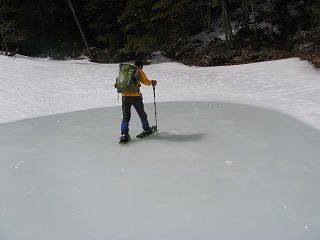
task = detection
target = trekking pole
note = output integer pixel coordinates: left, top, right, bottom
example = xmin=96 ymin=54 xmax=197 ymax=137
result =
xmin=152 ymin=85 xmax=158 ymax=132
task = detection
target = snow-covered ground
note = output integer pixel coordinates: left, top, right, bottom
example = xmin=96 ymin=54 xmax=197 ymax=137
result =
xmin=0 ymin=55 xmax=320 ymax=240
xmin=1 ymin=55 xmax=320 ymax=129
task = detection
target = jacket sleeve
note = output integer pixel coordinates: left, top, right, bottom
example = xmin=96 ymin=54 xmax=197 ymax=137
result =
xmin=138 ymin=69 xmax=152 ymax=86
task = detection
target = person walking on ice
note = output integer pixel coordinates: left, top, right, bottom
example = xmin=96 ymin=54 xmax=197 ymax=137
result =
xmin=114 ymin=60 xmax=157 ymax=143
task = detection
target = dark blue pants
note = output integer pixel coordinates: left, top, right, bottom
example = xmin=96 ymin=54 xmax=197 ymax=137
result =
xmin=121 ymin=96 xmax=150 ymax=134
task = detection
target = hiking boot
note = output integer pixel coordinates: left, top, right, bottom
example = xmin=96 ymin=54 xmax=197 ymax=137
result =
xmin=144 ymin=127 xmax=153 ymax=134
xmin=136 ymin=126 xmax=157 ymax=138
xmin=119 ymin=134 xmax=130 ymax=143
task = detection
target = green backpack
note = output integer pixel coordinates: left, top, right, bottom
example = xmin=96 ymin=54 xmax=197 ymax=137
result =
xmin=115 ymin=64 xmax=140 ymax=93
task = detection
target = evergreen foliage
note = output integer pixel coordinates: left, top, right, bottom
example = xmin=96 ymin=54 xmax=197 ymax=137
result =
xmin=119 ymin=0 xmax=157 ymax=53
xmin=309 ymin=0 xmax=320 ymax=26
xmin=0 ymin=0 xmax=319 ymax=61
xmin=84 ymin=0 xmax=125 ymax=53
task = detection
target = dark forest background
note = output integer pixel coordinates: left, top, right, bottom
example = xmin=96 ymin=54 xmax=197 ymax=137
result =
xmin=1 ymin=0 xmax=320 ymax=66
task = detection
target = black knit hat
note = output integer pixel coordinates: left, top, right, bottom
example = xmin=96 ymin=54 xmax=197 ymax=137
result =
xmin=134 ymin=60 xmax=143 ymax=68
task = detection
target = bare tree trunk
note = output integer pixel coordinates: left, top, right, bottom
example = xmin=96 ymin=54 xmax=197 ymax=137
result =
xmin=0 ymin=23 xmax=9 ymax=56
xmin=266 ymin=0 xmax=273 ymax=37
xmin=222 ymin=0 xmax=233 ymax=47
xmin=251 ymin=0 xmax=258 ymax=34
xmin=67 ymin=0 xmax=94 ymax=61
xmin=241 ymin=0 xmax=249 ymax=28
xmin=207 ymin=4 xmax=212 ymax=31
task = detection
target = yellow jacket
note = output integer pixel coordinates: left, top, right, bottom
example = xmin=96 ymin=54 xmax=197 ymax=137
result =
xmin=121 ymin=68 xmax=152 ymax=97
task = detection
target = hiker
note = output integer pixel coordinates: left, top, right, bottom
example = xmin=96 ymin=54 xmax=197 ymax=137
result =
xmin=115 ymin=60 xmax=157 ymax=143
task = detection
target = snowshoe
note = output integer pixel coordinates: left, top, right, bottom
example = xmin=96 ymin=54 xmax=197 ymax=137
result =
xmin=119 ymin=134 xmax=131 ymax=144
xmin=136 ymin=126 xmax=157 ymax=138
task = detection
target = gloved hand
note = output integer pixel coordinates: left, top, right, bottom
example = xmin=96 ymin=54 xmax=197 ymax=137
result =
xmin=151 ymin=80 xmax=157 ymax=86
